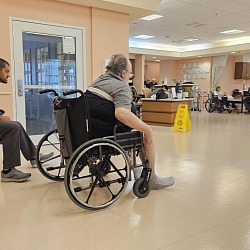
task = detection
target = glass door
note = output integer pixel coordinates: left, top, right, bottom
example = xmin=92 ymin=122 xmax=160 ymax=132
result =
xmin=12 ymin=19 xmax=85 ymax=144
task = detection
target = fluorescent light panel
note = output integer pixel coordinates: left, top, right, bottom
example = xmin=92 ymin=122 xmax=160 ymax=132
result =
xmin=133 ymin=35 xmax=154 ymax=39
xmin=140 ymin=14 xmax=163 ymax=21
xmin=184 ymin=37 xmax=199 ymax=42
xmin=220 ymin=29 xmax=246 ymax=34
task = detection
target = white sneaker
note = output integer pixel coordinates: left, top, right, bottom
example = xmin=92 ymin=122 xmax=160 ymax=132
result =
xmin=30 ymin=152 xmax=54 ymax=168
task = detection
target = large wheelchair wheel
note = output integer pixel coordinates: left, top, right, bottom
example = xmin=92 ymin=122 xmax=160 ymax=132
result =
xmin=205 ymin=99 xmax=214 ymax=113
xmin=36 ymin=129 xmax=65 ymax=182
xmin=64 ymin=138 xmax=130 ymax=210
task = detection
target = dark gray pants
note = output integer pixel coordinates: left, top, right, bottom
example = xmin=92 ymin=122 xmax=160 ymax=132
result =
xmin=0 ymin=120 xmax=36 ymax=169
xmin=243 ymin=97 xmax=250 ymax=112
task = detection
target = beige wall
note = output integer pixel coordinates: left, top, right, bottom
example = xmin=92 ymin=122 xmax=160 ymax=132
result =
xmin=158 ymin=56 xmax=250 ymax=95
xmin=0 ymin=0 xmax=129 ymax=118
xmin=145 ymin=61 xmax=160 ymax=84
xmin=220 ymin=56 xmax=250 ymax=95
xmin=160 ymin=57 xmax=212 ymax=93
xmin=91 ymin=8 xmax=129 ymax=80
xmin=160 ymin=60 xmax=178 ymax=84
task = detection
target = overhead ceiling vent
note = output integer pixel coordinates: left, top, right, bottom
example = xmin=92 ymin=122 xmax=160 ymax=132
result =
xmin=186 ymin=22 xmax=200 ymax=27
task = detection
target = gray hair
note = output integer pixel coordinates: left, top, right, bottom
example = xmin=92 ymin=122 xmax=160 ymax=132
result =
xmin=106 ymin=54 xmax=128 ymax=77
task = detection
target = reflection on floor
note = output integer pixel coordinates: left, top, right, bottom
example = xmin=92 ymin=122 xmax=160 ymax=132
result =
xmin=1 ymin=112 xmax=250 ymax=250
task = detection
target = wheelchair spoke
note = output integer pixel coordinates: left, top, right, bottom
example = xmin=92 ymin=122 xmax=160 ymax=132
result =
xmin=100 ymin=177 xmax=118 ymax=199
xmin=108 ymin=159 xmax=126 ymax=179
xmin=41 ymin=154 xmax=60 ymax=164
xmin=65 ymin=138 xmax=130 ymax=210
xmin=86 ymin=176 xmax=99 ymax=204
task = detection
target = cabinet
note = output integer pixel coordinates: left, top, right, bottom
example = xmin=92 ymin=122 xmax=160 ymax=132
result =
xmin=234 ymin=62 xmax=250 ymax=79
xmin=141 ymin=98 xmax=193 ymax=127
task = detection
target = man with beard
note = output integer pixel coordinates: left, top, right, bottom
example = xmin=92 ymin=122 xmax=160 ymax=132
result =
xmin=0 ymin=58 xmax=52 ymax=182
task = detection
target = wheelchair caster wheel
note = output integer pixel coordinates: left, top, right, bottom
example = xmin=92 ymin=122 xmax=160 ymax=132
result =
xmin=133 ymin=177 xmax=151 ymax=198
xmin=218 ymin=107 xmax=224 ymax=113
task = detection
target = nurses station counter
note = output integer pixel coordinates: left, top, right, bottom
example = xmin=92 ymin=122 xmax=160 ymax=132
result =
xmin=141 ymin=98 xmax=194 ymax=127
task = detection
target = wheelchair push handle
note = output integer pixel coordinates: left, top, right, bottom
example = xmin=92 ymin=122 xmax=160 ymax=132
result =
xmin=63 ymin=89 xmax=84 ymax=97
xmin=39 ymin=89 xmax=59 ymax=96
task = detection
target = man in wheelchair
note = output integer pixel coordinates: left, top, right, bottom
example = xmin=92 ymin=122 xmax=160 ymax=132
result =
xmin=85 ymin=54 xmax=174 ymax=190
xmin=213 ymin=86 xmax=230 ymax=109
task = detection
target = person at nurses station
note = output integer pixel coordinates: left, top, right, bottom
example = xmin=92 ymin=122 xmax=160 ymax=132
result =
xmin=0 ymin=58 xmax=53 ymax=182
xmin=86 ymin=54 xmax=174 ymax=189
xmin=144 ymin=78 xmax=151 ymax=88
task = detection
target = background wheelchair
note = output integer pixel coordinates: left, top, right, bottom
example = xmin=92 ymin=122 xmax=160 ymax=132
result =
xmin=205 ymin=92 xmax=235 ymax=113
xmin=36 ymin=89 xmax=151 ymax=210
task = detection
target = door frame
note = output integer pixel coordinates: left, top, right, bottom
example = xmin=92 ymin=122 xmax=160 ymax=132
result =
xmin=10 ymin=17 xmax=86 ymax=143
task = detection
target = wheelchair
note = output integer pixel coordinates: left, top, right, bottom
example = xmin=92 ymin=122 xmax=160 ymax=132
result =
xmin=36 ymin=89 xmax=151 ymax=210
xmin=205 ymin=93 xmax=234 ymax=113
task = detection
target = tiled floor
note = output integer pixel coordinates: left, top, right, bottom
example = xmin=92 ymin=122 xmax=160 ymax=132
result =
xmin=1 ymin=111 xmax=250 ymax=250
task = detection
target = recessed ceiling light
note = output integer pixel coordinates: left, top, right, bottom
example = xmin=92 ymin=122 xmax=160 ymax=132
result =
xmin=153 ymin=56 xmax=156 ymax=59
xmin=155 ymin=60 xmax=160 ymax=62
xmin=133 ymin=35 xmax=154 ymax=39
xmin=198 ymin=56 xmax=202 ymax=57
xmin=184 ymin=38 xmax=199 ymax=42
xmin=220 ymin=29 xmax=246 ymax=34
xmin=140 ymin=14 xmax=163 ymax=21
xmin=231 ymin=51 xmax=236 ymax=53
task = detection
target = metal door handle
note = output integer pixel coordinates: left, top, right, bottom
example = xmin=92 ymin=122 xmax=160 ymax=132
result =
xmin=17 ymin=80 xmax=23 ymax=96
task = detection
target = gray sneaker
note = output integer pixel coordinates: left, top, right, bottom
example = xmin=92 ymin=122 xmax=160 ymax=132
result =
xmin=1 ymin=168 xmax=31 ymax=182
xmin=30 ymin=152 xmax=54 ymax=168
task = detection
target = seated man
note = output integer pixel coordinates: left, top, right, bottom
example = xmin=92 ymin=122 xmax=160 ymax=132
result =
xmin=86 ymin=54 xmax=174 ymax=190
xmin=213 ymin=86 xmax=230 ymax=109
xmin=0 ymin=58 xmax=53 ymax=182
xmin=149 ymin=78 xmax=157 ymax=90
xmin=144 ymin=78 xmax=151 ymax=89
xmin=243 ymin=97 xmax=250 ymax=113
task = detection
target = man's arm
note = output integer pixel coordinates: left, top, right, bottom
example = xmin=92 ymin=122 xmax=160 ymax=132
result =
xmin=115 ymin=107 xmax=153 ymax=144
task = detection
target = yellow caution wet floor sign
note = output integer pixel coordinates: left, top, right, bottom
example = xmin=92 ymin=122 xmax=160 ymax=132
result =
xmin=173 ymin=104 xmax=191 ymax=132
